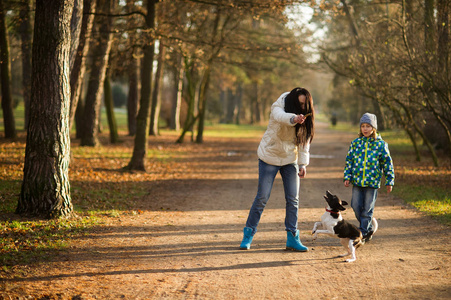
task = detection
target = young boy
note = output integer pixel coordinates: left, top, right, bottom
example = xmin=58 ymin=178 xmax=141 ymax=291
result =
xmin=343 ymin=113 xmax=395 ymax=242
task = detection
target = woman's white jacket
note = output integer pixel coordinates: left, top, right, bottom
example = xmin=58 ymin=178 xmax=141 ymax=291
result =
xmin=257 ymin=92 xmax=310 ymax=167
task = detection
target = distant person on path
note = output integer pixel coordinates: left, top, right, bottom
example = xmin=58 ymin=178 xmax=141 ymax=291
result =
xmin=343 ymin=112 xmax=395 ymax=243
xmin=239 ymin=87 xmax=315 ymax=251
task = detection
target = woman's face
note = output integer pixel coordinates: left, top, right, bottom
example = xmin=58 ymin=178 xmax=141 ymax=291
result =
xmin=298 ymin=95 xmax=306 ymax=109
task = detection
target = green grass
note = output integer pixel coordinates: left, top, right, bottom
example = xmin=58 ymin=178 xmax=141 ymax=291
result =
xmin=70 ymin=182 xmax=149 ymax=212
xmin=0 ymin=103 xmax=129 ymax=133
xmin=0 ymin=180 xmax=21 ymax=213
xmin=0 ymin=101 xmax=26 ymax=132
xmin=202 ymin=123 xmax=267 ymax=138
xmin=394 ymin=185 xmax=451 ymax=225
xmin=0 ymin=216 xmax=103 ymax=268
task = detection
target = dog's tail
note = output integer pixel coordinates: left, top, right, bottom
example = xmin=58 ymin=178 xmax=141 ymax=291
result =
xmin=372 ymin=217 xmax=378 ymax=235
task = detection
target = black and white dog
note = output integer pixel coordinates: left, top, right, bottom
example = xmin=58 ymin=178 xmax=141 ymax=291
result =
xmin=312 ymin=191 xmax=378 ymax=262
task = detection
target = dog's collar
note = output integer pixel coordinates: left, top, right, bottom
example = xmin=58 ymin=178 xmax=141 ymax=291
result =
xmin=325 ymin=207 xmax=340 ymax=215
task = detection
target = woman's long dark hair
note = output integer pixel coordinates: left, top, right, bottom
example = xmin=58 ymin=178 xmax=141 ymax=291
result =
xmin=284 ymin=87 xmax=315 ymax=146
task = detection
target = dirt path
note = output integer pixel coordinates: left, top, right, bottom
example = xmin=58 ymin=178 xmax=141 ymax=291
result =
xmin=2 ymin=123 xmax=450 ymax=299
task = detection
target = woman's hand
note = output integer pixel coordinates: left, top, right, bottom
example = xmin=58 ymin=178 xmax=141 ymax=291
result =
xmin=293 ymin=114 xmax=306 ymax=124
xmin=298 ymin=167 xmax=306 ymax=178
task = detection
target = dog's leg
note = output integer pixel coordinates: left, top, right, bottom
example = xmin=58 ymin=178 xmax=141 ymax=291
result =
xmin=313 ymin=229 xmax=334 ymax=235
xmin=312 ymin=229 xmax=335 ymax=241
xmin=345 ymin=239 xmax=357 ymax=263
xmin=339 ymin=238 xmax=351 ymax=257
xmin=312 ymin=222 xmax=323 ymax=239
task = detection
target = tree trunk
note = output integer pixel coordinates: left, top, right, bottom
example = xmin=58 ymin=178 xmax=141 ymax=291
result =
xmin=170 ymin=55 xmax=183 ymax=131
xmin=104 ymin=73 xmax=118 ymax=143
xmin=126 ymin=0 xmax=139 ymax=136
xmin=125 ymin=0 xmax=157 ymax=171
xmin=19 ymin=0 xmax=33 ymax=130
xmin=75 ymin=93 xmax=84 ymax=139
xmin=0 ymin=0 xmax=16 ymax=139
xmin=195 ymin=6 xmax=222 ymax=143
xmin=17 ymin=0 xmax=74 ymax=218
xmin=372 ymin=99 xmax=386 ymax=131
xmin=254 ymin=81 xmax=262 ymax=123
xmin=127 ymin=52 xmax=139 ymax=136
xmin=250 ymin=81 xmax=261 ymax=124
xmin=149 ymin=39 xmax=165 ymax=136
xmin=176 ymin=57 xmax=197 ymax=144
xmin=424 ymin=0 xmax=435 ymax=54
xmin=80 ymin=0 xmax=113 ymax=146
xmin=397 ymin=98 xmax=439 ymax=166
xmin=341 ymin=0 xmax=360 ymax=46
xmin=235 ymin=84 xmax=242 ymax=125
xmin=437 ymin=0 xmax=449 ymax=75
xmin=69 ymin=0 xmax=96 ymax=131
xmin=436 ymin=0 xmax=451 ymax=155
xmin=225 ymin=88 xmax=235 ymax=123
xmin=70 ymin=0 xmax=83 ymax=70
xmin=196 ymin=66 xmax=211 ymax=143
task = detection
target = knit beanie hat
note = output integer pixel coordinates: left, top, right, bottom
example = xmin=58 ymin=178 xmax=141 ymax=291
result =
xmin=360 ymin=113 xmax=377 ymax=129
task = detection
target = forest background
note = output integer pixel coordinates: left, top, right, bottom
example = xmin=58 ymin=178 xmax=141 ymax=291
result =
xmin=0 ymin=0 xmax=449 ymax=268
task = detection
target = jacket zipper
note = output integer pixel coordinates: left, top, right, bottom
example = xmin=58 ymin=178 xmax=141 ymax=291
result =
xmin=362 ymin=139 xmax=368 ymax=185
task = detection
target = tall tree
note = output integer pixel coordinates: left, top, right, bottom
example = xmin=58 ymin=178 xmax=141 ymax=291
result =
xmin=103 ymin=70 xmax=119 ymax=143
xmin=70 ymin=0 xmax=83 ymax=70
xmin=127 ymin=50 xmax=140 ymax=136
xmin=125 ymin=0 xmax=140 ymax=136
xmin=170 ymin=54 xmax=183 ymax=131
xmin=80 ymin=0 xmax=114 ymax=146
xmin=149 ymin=39 xmax=165 ymax=136
xmin=19 ymin=0 xmax=33 ymax=130
xmin=69 ymin=0 xmax=96 ymax=131
xmin=124 ymin=0 xmax=158 ymax=171
xmin=0 ymin=0 xmax=16 ymax=139
xmin=17 ymin=0 xmax=74 ymax=218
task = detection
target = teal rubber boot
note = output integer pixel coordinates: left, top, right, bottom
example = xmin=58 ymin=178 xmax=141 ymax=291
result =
xmin=286 ymin=230 xmax=308 ymax=252
xmin=240 ymin=227 xmax=254 ymax=250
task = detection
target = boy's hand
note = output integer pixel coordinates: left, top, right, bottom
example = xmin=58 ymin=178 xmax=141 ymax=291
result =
xmin=344 ymin=180 xmax=350 ymax=187
xmin=386 ymin=185 xmax=393 ymax=193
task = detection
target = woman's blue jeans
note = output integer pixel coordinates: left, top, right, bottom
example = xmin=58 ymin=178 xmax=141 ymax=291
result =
xmin=351 ymin=186 xmax=378 ymax=235
xmin=245 ymin=159 xmax=300 ymax=235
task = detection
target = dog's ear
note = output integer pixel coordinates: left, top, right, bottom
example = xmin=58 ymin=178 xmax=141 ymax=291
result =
xmin=342 ymin=200 xmax=349 ymax=206
xmin=338 ymin=204 xmax=347 ymax=211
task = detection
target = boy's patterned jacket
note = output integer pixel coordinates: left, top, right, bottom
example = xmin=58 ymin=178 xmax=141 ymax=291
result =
xmin=344 ymin=134 xmax=394 ymax=189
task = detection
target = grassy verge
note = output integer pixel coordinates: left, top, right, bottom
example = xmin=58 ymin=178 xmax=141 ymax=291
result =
xmin=329 ymin=122 xmax=451 ymax=226
xmin=0 ymin=217 xmax=102 ymax=269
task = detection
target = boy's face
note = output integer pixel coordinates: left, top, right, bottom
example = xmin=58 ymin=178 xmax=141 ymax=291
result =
xmin=360 ymin=123 xmax=374 ymax=138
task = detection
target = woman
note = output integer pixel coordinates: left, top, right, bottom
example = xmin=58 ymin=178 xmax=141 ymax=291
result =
xmin=240 ymin=87 xmax=315 ymax=251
